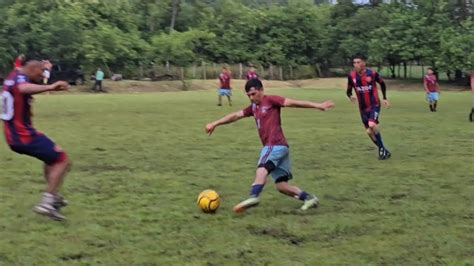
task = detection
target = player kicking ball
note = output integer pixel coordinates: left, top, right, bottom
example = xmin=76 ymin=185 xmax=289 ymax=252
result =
xmin=205 ymin=79 xmax=334 ymax=213
xmin=1 ymin=61 xmax=71 ymax=221
xmin=347 ymin=55 xmax=391 ymax=160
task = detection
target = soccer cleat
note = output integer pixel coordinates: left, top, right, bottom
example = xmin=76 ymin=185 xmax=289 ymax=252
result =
xmin=53 ymin=195 xmax=68 ymax=210
xmin=33 ymin=203 xmax=66 ymax=221
xmin=301 ymin=196 xmax=319 ymax=211
xmin=379 ymin=148 xmax=391 ymax=160
xmin=378 ymin=148 xmax=385 ymax=160
xmin=233 ymin=197 xmax=260 ymax=213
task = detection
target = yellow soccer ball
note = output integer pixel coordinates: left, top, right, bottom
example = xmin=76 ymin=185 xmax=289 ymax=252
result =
xmin=197 ymin=190 xmax=220 ymax=213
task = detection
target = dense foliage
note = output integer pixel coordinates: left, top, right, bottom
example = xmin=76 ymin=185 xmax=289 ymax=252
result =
xmin=0 ymin=0 xmax=472 ymax=80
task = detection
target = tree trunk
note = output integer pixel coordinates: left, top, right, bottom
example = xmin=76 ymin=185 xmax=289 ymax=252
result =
xmin=239 ymin=63 xmax=243 ymax=79
xmin=202 ymin=61 xmax=206 ymax=80
xmin=455 ymin=69 xmax=463 ymax=84
xmin=170 ymin=0 xmax=180 ymax=32
xmin=403 ymin=62 xmax=407 ymax=79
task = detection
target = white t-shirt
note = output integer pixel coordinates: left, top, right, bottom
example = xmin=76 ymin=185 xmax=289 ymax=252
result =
xmin=43 ymin=70 xmax=50 ymax=79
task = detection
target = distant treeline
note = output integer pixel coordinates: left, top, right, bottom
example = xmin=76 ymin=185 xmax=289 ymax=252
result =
xmin=0 ymin=0 xmax=472 ymax=82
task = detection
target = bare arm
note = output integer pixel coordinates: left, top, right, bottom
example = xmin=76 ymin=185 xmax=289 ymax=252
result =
xmin=283 ymin=98 xmax=334 ymax=111
xmin=206 ymin=111 xmax=246 ymax=135
xmin=18 ymin=81 xmax=69 ymax=95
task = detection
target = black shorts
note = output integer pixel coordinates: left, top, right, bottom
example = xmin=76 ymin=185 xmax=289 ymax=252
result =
xmin=10 ymin=135 xmax=67 ymax=165
xmin=360 ymin=106 xmax=380 ymax=128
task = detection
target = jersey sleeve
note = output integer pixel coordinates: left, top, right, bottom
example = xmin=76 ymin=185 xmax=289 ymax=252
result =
xmin=374 ymin=71 xmax=384 ymax=84
xmin=268 ymin=95 xmax=285 ymax=107
xmin=16 ymin=74 xmax=29 ymax=85
xmin=242 ymin=105 xmax=253 ymax=117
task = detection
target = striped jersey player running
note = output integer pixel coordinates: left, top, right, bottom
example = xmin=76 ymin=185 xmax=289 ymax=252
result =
xmin=346 ymin=55 xmax=392 ymax=160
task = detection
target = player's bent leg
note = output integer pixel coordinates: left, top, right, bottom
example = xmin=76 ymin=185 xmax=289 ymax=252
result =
xmin=275 ymin=180 xmax=319 ymax=211
xmin=227 ymin=96 xmax=232 ymax=106
xmin=366 ymin=127 xmax=377 ymax=146
xmin=233 ymin=167 xmax=268 ymax=213
xmin=369 ymin=122 xmax=391 ymax=160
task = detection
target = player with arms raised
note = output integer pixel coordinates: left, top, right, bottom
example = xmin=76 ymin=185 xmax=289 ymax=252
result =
xmin=347 ymin=55 xmax=391 ymax=160
xmin=1 ymin=60 xmax=71 ymax=221
xmin=206 ymin=79 xmax=334 ymax=213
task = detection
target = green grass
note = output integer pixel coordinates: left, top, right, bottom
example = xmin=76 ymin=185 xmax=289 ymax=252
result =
xmin=0 ymin=88 xmax=473 ymax=265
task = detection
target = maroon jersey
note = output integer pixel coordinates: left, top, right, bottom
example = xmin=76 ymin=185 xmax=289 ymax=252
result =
xmin=347 ymin=68 xmax=383 ymax=112
xmin=2 ymin=71 xmax=39 ymax=145
xmin=246 ymin=71 xmax=259 ymax=81
xmin=424 ymin=74 xmax=438 ymax=92
xmin=219 ymin=72 xmax=231 ymax=89
xmin=242 ymin=95 xmax=288 ymax=147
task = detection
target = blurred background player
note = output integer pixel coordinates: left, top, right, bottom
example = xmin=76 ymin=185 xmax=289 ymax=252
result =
xmin=94 ymin=67 xmax=105 ymax=92
xmin=1 ymin=60 xmax=71 ymax=221
xmin=206 ymin=79 xmax=334 ymax=213
xmin=42 ymin=60 xmax=52 ymax=85
xmin=217 ymin=66 xmax=232 ymax=106
xmin=246 ymin=64 xmax=259 ymax=81
xmin=424 ymin=68 xmax=441 ymax=112
xmin=14 ymin=54 xmax=25 ymax=70
xmin=470 ymin=71 xmax=474 ymax=122
xmin=347 ymin=55 xmax=391 ymax=160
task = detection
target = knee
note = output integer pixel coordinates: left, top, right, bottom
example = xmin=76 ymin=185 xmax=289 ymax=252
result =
xmin=275 ymin=183 xmax=287 ymax=194
xmin=368 ymin=122 xmax=377 ymax=130
xmin=275 ymin=176 xmax=290 ymax=194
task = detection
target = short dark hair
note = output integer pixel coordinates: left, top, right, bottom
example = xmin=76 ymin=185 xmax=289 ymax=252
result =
xmin=352 ymin=54 xmax=367 ymax=61
xmin=245 ymin=79 xmax=263 ymax=93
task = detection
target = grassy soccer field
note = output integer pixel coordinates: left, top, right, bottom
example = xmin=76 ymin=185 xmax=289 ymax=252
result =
xmin=0 ymin=87 xmax=473 ymax=265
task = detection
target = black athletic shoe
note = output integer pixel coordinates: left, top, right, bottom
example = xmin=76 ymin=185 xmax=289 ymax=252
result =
xmin=53 ymin=195 xmax=68 ymax=210
xmin=470 ymin=111 xmax=473 ymax=122
xmin=378 ymin=148 xmax=391 ymax=160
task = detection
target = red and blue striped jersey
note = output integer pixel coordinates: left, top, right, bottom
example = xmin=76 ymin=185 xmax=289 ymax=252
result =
xmin=2 ymin=71 xmax=39 ymax=145
xmin=347 ymin=68 xmax=384 ymax=112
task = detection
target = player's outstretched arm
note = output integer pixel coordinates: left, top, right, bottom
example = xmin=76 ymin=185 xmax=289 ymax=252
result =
xmin=18 ymin=81 xmax=69 ymax=95
xmin=283 ymin=98 xmax=335 ymax=111
xmin=206 ymin=111 xmax=245 ymax=136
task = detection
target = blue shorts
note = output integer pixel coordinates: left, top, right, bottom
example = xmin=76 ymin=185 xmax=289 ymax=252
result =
xmin=9 ymin=135 xmax=66 ymax=165
xmin=257 ymin=145 xmax=292 ymax=182
xmin=427 ymin=92 xmax=439 ymax=103
xmin=218 ymin=88 xmax=232 ymax=97
xmin=361 ymin=106 xmax=380 ymax=128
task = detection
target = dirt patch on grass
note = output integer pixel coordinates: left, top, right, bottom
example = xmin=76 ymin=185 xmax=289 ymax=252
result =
xmin=247 ymin=225 xmax=304 ymax=246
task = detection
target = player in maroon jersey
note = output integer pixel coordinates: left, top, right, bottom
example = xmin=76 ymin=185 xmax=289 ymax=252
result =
xmin=424 ymin=68 xmax=441 ymax=112
xmin=246 ymin=64 xmax=259 ymax=81
xmin=206 ymin=79 xmax=334 ymax=213
xmin=217 ymin=66 xmax=232 ymax=106
xmin=1 ymin=60 xmax=71 ymax=221
xmin=346 ymin=55 xmax=391 ymax=160
xmin=470 ymin=71 xmax=474 ymax=122
xmin=14 ymin=54 xmax=25 ymax=70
